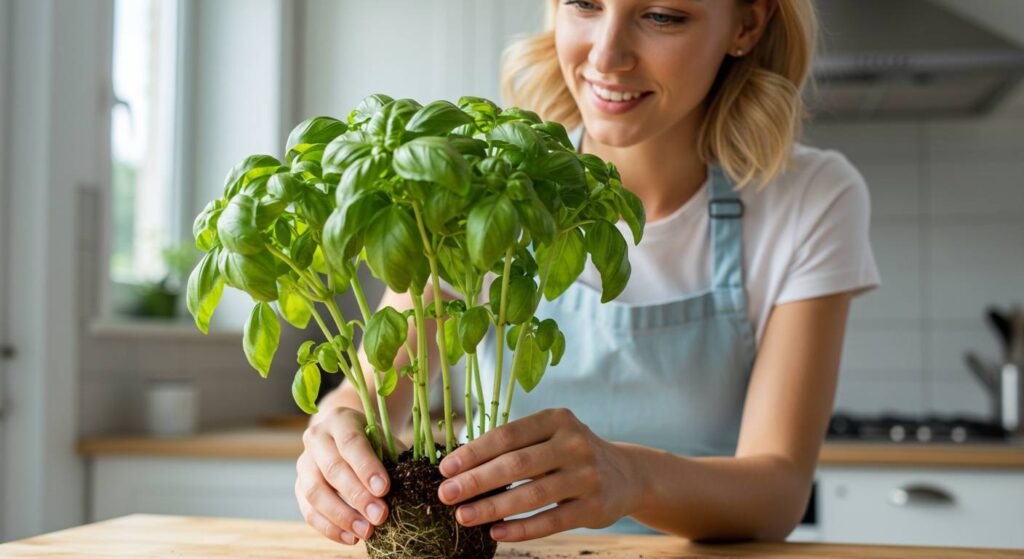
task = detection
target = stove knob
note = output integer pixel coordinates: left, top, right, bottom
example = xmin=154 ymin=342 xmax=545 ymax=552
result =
xmin=890 ymin=425 xmax=906 ymax=442
xmin=951 ymin=426 xmax=967 ymax=443
xmin=916 ymin=425 xmax=932 ymax=443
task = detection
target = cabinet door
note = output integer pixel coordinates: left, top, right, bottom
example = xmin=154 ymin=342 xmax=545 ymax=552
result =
xmin=818 ymin=467 xmax=1024 ymax=548
xmin=90 ymin=457 xmax=301 ymax=522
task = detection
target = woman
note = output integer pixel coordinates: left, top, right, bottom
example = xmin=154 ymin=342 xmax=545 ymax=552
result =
xmin=295 ymin=0 xmax=879 ymax=546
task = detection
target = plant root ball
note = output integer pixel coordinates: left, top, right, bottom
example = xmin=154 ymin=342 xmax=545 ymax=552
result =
xmin=365 ymin=447 xmax=504 ymax=559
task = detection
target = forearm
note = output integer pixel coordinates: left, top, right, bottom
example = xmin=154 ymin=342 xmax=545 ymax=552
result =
xmin=617 ymin=442 xmax=812 ymax=541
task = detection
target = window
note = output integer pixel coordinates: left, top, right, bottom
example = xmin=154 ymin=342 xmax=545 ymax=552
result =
xmin=109 ymin=0 xmax=182 ymax=291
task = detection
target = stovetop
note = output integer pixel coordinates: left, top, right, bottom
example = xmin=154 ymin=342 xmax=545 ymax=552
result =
xmin=827 ymin=412 xmax=1008 ymax=444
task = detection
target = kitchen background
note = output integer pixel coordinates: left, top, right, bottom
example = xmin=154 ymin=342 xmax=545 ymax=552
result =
xmin=1 ymin=0 xmax=1023 ymax=550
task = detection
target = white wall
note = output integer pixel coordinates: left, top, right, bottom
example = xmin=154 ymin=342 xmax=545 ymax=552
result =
xmin=807 ymin=114 xmax=1024 ymax=419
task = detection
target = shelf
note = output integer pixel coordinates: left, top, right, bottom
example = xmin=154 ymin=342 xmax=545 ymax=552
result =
xmin=88 ymin=317 xmax=241 ymax=342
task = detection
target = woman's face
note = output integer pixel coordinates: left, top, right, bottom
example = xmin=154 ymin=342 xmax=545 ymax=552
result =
xmin=554 ymin=0 xmax=744 ymax=147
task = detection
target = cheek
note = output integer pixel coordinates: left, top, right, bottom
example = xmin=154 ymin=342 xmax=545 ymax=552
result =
xmin=653 ymin=40 xmax=723 ymax=103
xmin=554 ymin=17 xmax=588 ymax=97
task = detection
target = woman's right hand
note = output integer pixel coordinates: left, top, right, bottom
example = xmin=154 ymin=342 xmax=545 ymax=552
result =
xmin=295 ymin=407 xmax=392 ymax=546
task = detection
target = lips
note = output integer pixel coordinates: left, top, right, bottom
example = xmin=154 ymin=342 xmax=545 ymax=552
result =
xmin=585 ymin=81 xmax=653 ymax=115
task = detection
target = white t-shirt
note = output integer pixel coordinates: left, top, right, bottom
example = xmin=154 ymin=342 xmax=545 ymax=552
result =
xmin=441 ymin=132 xmax=881 ymax=346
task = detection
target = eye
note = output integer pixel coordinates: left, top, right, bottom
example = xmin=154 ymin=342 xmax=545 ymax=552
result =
xmin=564 ymin=0 xmax=599 ymax=12
xmin=645 ymin=12 xmax=687 ymax=26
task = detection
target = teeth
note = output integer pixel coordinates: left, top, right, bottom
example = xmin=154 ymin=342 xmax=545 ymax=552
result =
xmin=592 ymin=84 xmax=644 ymax=102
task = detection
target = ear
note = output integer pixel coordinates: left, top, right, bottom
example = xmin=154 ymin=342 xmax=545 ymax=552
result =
xmin=730 ymin=0 xmax=777 ymax=56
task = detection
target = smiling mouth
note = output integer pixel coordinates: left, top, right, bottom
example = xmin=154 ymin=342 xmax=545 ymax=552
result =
xmin=587 ymin=82 xmax=653 ymax=103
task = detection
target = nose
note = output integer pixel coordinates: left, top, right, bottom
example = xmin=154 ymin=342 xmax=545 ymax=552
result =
xmin=587 ymin=15 xmax=637 ymax=74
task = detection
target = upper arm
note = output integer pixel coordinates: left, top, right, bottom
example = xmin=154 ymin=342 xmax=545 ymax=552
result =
xmin=734 ymin=291 xmax=852 ymax=478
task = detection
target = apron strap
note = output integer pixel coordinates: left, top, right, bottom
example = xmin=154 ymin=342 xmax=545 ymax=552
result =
xmin=708 ymin=165 xmax=746 ymax=292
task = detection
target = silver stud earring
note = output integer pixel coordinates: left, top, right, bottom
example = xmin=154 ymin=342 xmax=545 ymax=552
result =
xmin=735 ymin=48 xmax=744 ymax=56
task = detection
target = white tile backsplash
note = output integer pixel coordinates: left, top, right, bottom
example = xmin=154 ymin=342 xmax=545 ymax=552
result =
xmin=808 ymin=114 xmax=1024 ymax=418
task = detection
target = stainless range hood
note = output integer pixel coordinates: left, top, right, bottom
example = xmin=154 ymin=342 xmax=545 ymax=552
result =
xmin=807 ymin=0 xmax=1024 ymax=121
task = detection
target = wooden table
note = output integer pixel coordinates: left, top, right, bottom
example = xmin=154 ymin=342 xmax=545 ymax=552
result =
xmin=2 ymin=514 xmax=1022 ymax=558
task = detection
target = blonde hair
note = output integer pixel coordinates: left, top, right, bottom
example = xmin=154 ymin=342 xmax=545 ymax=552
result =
xmin=500 ymin=0 xmax=819 ymax=189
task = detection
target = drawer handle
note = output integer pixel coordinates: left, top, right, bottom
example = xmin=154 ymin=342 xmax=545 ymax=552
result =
xmin=889 ymin=484 xmax=956 ymax=507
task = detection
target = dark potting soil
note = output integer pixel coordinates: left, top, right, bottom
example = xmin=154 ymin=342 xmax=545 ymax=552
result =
xmin=365 ymin=445 xmax=505 ymax=559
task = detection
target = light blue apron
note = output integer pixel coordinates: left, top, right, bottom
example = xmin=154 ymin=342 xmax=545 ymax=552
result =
xmin=458 ymin=129 xmax=758 ymax=534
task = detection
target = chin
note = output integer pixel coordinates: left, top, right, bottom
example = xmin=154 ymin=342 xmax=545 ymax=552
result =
xmin=579 ymin=118 xmax=649 ymax=148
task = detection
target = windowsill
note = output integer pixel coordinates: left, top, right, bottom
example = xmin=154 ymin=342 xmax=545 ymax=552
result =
xmin=88 ymin=316 xmax=241 ymax=341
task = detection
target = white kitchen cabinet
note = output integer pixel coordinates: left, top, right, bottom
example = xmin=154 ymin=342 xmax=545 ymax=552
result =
xmin=817 ymin=467 xmax=1024 ymax=548
xmin=88 ymin=456 xmax=301 ymax=522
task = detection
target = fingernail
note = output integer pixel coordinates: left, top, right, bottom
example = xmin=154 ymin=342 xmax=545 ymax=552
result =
xmin=370 ymin=475 xmax=387 ymax=496
xmin=341 ymin=531 xmax=356 ymax=545
xmin=458 ymin=505 xmax=476 ymax=524
xmin=440 ymin=456 xmax=461 ymax=476
xmin=439 ymin=480 xmax=461 ymax=502
xmin=353 ymin=519 xmax=370 ymax=539
xmin=491 ymin=525 xmax=507 ymax=540
xmin=367 ymin=503 xmax=385 ymax=524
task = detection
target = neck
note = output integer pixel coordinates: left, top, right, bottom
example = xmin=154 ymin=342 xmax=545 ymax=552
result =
xmin=581 ymin=108 xmax=707 ymax=223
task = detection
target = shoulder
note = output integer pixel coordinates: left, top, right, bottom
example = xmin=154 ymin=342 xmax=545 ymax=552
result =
xmin=745 ymin=143 xmax=869 ymax=218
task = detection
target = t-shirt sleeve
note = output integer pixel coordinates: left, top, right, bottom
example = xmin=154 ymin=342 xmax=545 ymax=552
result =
xmin=775 ymin=152 xmax=881 ymax=305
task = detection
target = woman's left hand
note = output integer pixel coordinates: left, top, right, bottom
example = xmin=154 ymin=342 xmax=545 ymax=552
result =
xmin=436 ymin=407 xmax=644 ymax=542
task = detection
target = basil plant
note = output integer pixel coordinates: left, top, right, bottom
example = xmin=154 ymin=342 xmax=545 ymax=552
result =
xmin=187 ymin=94 xmax=644 ymax=465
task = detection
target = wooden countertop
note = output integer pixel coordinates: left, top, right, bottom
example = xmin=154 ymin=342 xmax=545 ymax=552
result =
xmin=78 ymin=424 xmax=1024 ymax=468
xmin=2 ymin=514 xmax=1022 ymax=558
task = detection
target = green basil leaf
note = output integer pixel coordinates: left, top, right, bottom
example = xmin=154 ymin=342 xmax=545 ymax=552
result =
xmin=218 ymin=250 xmax=280 ymax=302
xmin=423 ymin=183 xmax=469 ymax=234
xmin=218 ymin=195 xmax=264 ymax=255
xmin=524 ymin=151 xmax=586 ymax=191
xmin=536 ymin=228 xmax=586 ymax=300
xmin=487 ymin=121 xmax=543 ymax=159
xmin=514 ymin=332 xmax=548 ymax=393
xmin=288 ymin=230 xmax=315 ymax=270
xmin=532 ymin=122 xmax=573 ymax=150
xmin=405 ymin=100 xmax=475 ymax=136
xmin=378 ymin=367 xmax=398 ymax=397
xmin=349 ymin=93 xmax=394 ymax=125
xmin=506 ymin=323 xmax=523 ymax=350
xmin=505 ymin=276 xmax=537 ymax=324
xmin=296 ymin=188 xmax=332 ymax=231
xmin=436 ymin=242 xmax=469 ymax=294
xmin=550 ymin=330 xmax=566 ymax=366
xmin=457 ymin=96 xmax=500 ymax=131
xmin=613 ymin=184 xmax=646 ymax=244
xmin=466 ymin=194 xmax=519 ymax=271
xmin=267 ymin=172 xmax=303 ymax=203
xmin=515 ymin=198 xmax=556 ymax=245
xmin=273 ymin=220 xmax=292 ymax=246
xmin=186 ymin=250 xmax=224 ymax=334
xmin=292 ymin=363 xmax=321 ymax=414
xmin=255 ymin=197 xmax=287 ymax=231
xmin=384 ymin=98 xmax=422 ymax=147
xmin=585 ymin=221 xmax=631 ymax=303
xmin=276 ymin=278 xmax=311 ymax=329
xmin=447 ymin=135 xmax=488 ymax=158
xmin=192 ymin=199 xmax=224 ymax=251
xmin=498 ymin=107 xmax=542 ymax=124
xmin=322 ymin=131 xmax=373 ymax=180
xmin=291 ymin=159 xmax=322 ymax=181
xmin=296 ymin=340 xmax=316 ymax=365
xmin=363 ymin=205 xmax=425 ymax=292
xmin=392 ymin=137 xmax=470 ymax=196
xmin=443 ymin=316 xmax=464 ymax=364
xmin=223 ymin=155 xmax=282 ymax=199
xmin=339 ymin=154 xmax=389 ymax=195
xmin=286 ymin=116 xmax=347 ymax=163
xmin=243 ymin=302 xmax=280 ymax=378
xmin=578 ymin=153 xmax=610 ymax=183
xmin=535 ymin=318 xmax=558 ymax=352
xmin=363 ymin=306 xmax=408 ymax=371
xmin=459 ymin=306 xmax=490 ymax=353
xmin=323 ymin=191 xmax=389 ymax=266
xmin=315 ymin=342 xmax=340 ymax=373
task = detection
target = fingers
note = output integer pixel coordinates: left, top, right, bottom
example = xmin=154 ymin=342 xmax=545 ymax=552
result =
xmin=333 ymin=428 xmax=391 ymax=499
xmin=438 ymin=441 xmax=560 ymax=505
xmin=296 ymin=485 xmax=360 ymax=545
xmin=453 ymin=469 xmax=578 ymax=527
xmin=488 ymin=498 xmax=592 ymax=542
xmin=307 ymin=431 xmax=389 ymax=528
xmin=440 ymin=408 xmax=564 ymax=478
xmin=296 ymin=452 xmax=375 ymax=541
